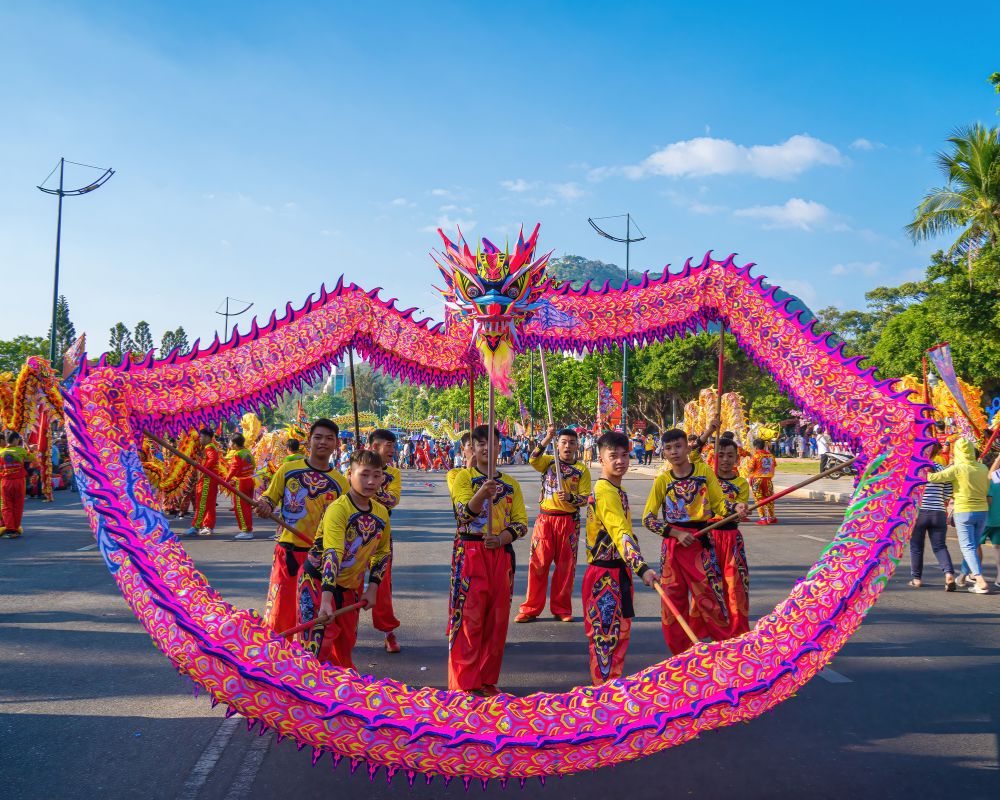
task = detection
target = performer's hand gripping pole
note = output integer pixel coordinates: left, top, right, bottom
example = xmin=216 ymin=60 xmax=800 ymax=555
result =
xmin=269 ymin=600 xmax=369 ymax=641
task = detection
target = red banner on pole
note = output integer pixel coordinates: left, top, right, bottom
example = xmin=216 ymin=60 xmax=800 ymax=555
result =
xmin=610 ymin=381 xmax=623 ymax=427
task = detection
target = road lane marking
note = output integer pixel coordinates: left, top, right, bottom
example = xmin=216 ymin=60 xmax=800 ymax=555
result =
xmin=176 ymin=715 xmax=241 ymax=800
xmin=75 ymin=543 xmax=98 ymax=551
xmin=818 ymin=668 xmax=853 ymax=684
xmin=223 ymin=729 xmax=273 ymax=800
xmin=799 ymin=535 xmax=829 ymax=543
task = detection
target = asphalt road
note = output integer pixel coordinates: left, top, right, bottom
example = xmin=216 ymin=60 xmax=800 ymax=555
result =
xmin=1 ymin=465 xmax=998 ymax=799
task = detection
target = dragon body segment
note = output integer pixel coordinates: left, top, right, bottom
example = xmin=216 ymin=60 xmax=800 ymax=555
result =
xmin=62 ymin=232 xmax=930 ymax=783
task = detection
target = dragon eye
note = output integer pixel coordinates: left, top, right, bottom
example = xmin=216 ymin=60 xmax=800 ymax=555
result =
xmin=466 ymin=284 xmax=483 ymax=299
xmin=505 ymin=285 xmax=520 ymax=299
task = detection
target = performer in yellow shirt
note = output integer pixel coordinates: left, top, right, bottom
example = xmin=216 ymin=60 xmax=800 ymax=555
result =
xmin=643 ymin=428 xmax=747 ymax=655
xmin=747 ymin=439 xmax=777 ymax=525
xmin=449 ymin=425 xmax=528 ymax=695
xmin=297 ymin=449 xmax=391 ymax=670
xmin=366 ymin=428 xmax=403 ymax=653
xmin=584 ymin=431 xmax=659 ymax=685
xmin=255 ymin=419 xmax=347 ymax=637
xmin=516 ymin=425 xmax=591 ymax=623
xmin=692 ymin=436 xmax=751 ymax=640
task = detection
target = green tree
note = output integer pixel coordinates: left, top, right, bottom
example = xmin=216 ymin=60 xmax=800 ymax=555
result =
xmin=304 ymin=390 xmax=349 ymax=419
xmin=160 ymin=326 xmax=190 ymax=355
xmin=45 ymin=295 xmax=77 ymax=361
xmin=0 ymin=336 xmax=47 ymax=372
xmin=107 ymin=323 xmax=133 ymax=366
xmin=347 ymin=363 xmax=388 ymax=413
xmin=133 ymin=321 xmax=154 ymax=356
xmin=906 ymin=123 xmax=1000 ymax=263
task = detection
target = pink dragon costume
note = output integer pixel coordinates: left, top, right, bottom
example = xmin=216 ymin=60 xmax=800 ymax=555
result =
xmin=62 ymin=225 xmax=931 ymax=786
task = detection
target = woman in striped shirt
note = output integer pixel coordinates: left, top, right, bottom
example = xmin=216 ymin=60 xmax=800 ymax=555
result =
xmin=910 ymin=443 xmax=956 ymax=590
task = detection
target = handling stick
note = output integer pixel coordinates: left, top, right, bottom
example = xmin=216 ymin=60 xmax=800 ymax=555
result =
xmin=144 ymin=430 xmax=314 ymax=547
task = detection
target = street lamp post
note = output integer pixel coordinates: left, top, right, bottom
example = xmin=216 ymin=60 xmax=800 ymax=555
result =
xmin=588 ymin=213 xmax=645 ymax=432
xmin=37 ymin=158 xmax=114 ymax=364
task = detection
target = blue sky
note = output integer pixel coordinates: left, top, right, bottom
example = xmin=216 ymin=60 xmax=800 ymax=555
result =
xmin=2 ymin=1 xmax=998 ymax=351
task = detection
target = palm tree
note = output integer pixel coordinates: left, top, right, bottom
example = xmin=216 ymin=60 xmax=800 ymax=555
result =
xmin=906 ymin=124 xmax=1000 ymax=265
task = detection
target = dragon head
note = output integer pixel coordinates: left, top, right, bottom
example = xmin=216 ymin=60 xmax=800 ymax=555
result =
xmin=433 ymin=224 xmax=551 ymax=394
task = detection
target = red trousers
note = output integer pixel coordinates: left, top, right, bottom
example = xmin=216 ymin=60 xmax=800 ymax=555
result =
xmin=582 ymin=564 xmax=633 ymax=685
xmin=1 ymin=473 xmax=26 ymax=531
xmin=751 ymin=478 xmax=775 ymax=521
xmin=447 ymin=539 xmax=514 ymax=691
xmin=519 ymin=512 xmax=579 ymax=618
xmin=659 ymin=534 xmax=730 ymax=655
xmin=231 ymin=477 xmax=254 ymax=532
xmin=264 ymin=544 xmax=308 ymax=636
xmin=192 ymin=475 xmax=217 ymax=529
xmin=298 ymin=572 xmax=361 ymax=669
xmin=371 ymin=553 xmax=400 ymax=633
xmin=690 ymin=528 xmax=750 ymax=640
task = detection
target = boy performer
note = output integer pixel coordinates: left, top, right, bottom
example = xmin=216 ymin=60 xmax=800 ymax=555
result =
xmin=226 ymin=433 xmax=256 ymax=540
xmin=449 ymin=425 xmax=527 ymax=695
xmin=701 ymin=437 xmax=751 ymax=639
xmin=298 ymin=449 xmax=390 ymax=669
xmin=283 ymin=438 xmax=303 ymax=463
xmin=256 ymin=419 xmax=347 ymax=636
xmin=367 ymin=428 xmax=403 ymax=653
xmin=747 ymin=439 xmax=777 ymax=525
xmin=0 ymin=432 xmax=33 ymax=538
xmin=447 ymin=433 xmax=473 ymax=496
xmin=188 ymin=427 xmax=222 ymax=537
xmin=584 ymin=431 xmax=658 ymax=685
xmin=516 ymin=425 xmax=591 ymax=623
xmin=643 ymin=429 xmax=747 ymax=655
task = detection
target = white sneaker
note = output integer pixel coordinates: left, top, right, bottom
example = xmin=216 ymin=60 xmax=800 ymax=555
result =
xmin=198 ymin=527 xmax=213 ymax=537
xmin=233 ymin=532 xmax=254 ymax=541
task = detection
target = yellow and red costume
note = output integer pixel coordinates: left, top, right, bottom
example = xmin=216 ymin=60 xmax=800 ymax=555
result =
xmin=747 ymin=448 xmax=777 ymax=523
xmin=261 ymin=459 xmax=348 ymax=636
xmin=0 ymin=445 xmax=32 ymax=536
xmin=226 ymin=447 xmax=256 ymax=532
xmin=642 ymin=463 xmax=731 ymax=655
xmin=583 ymin=479 xmax=653 ymax=685
xmin=448 ymin=467 xmax=527 ymax=692
xmin=691 ymin=472 xmax=751 ymax=640
xmin=518 ymin=452 xmax=591 ymax=620
xmin=298 ymin=494 xmax=391 ymax=669
xmin=370 ymin=463 xmax=401 ymax=634
xmin=192 ymin=441 xmax=223 ymax=529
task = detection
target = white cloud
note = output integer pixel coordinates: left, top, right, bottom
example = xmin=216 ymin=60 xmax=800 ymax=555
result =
xmin=849 ymin=138 xmax=885 ymax=151
xmin=423 ymin=214 xmax=476 ymax=234
xmin=596 ymin=134 xmax=844 ymax=180
xmin=389 ymin=197 xmax=411 ymax=206
xmin=283 ymin=201 xmax=297 ymax=211
xmin=430 ymin=188 xmax=451 ymax=197
xmin=830 ymin=260 xmax=882 ymax=276
xmin=501 ymin=179 xmax=535 ymax=192
xmin=734 ymin=198 xmax=833 ymax=230
xmin=500 ymin=180 xmax=585 ymax=204
xmin=551 ymin=182 xmax=584 ymax=201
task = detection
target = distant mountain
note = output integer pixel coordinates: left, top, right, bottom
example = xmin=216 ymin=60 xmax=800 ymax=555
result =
xmin=546 ymin=255 xmax=629 ymax=290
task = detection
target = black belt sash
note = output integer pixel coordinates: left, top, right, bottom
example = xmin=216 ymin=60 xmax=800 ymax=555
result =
xmin=590 ymin=557 xmax=635 ymax=618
